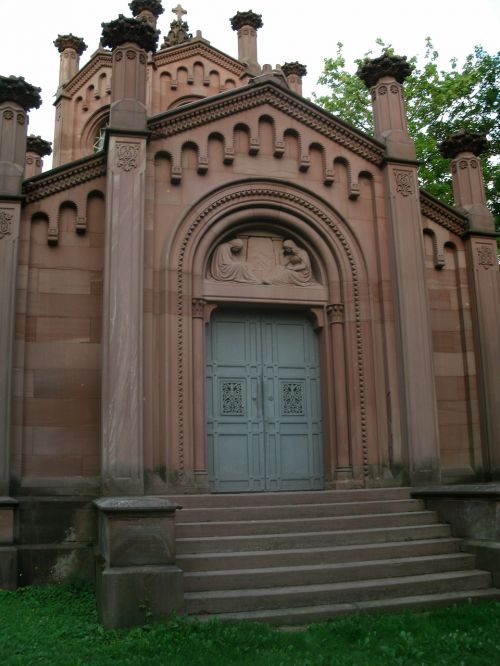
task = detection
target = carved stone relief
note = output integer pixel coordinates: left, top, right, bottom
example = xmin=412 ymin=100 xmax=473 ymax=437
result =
xmin=209 ymin=234 xmax=318 ymax=286
xmin=116 ymin=142 xmax=140 ymax=172
xmin=0 ymin=210 xmax=13 ymax=240
xmin=477 ymin=245 xmax=497 ymax=270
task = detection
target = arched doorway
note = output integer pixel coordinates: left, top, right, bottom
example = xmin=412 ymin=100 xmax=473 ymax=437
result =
xmin=206 ymin=308 xmax=323 ymax=492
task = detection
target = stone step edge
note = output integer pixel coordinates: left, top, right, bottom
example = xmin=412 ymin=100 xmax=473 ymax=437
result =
xmin=177 ymin=537 xmax=462 ymax=562
xmin=176 ymin=523 xmax=449 ymax=545
xmin=188 ymin=588 xmax=500 ymax=624
xmin=176 ymin=498 xmax=422 ymax=518
xmin=182 ymin=552 xmax=473 ymax=580
xmin=184 ymin=569 xmax=491 ymax=601
xmin=177 ymin=510 xmax=436 ymax=529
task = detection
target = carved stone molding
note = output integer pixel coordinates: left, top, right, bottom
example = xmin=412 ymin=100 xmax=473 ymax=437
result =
xmin=154 ymin=42 xmax=246 ymax=77
xmin=175 ymin=185 xmax=369 ymax=477
xmin=116 ymin=142 xmax=140 ymax=171
xmin=149 ymin=81 xmax=385 ymax=165
xmin=22 ymin=155 xmax=106 ymax=202
xmin=0 ymin=209 xmax=14 ymax=240
xmin=420 ymin=191 xmax=467 ymax=236
xmin=394 ymin=169 xmax=413 ymax=197
xmin=477 ymin=245 xmax=497 ymax=269
xmin=63 ymin=53 xmax=112 ymax=96
xmin=327 ymin=303 xmax=345 ymax=324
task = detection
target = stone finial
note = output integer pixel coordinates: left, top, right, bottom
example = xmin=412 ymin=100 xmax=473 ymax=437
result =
xmin=26 ymin=135 xmax=52 ymax=157
xmin=282 ymin=62 xmax=307 ymax=78
xmin=53 ymin=34 xmax=87 ymax=55
xmin=101 ymin=14 xmax=159 ymax=52
xmin=357 ymin=52 xmax=413 ymax=88
xmin=230 ymin=10 xmax=263 ymax=31
xmin=0 ymin=75 xmax=41 ymax=111
xmin=439 ymin=129 xmax=490 ymax=159
xmin=161 ymin=8 xmax=192 ymax=48
xmin=129 ymin=0 xmax=164 ymax=18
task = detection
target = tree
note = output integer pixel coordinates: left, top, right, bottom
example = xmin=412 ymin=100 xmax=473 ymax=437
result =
xmin=313 ymin=39 xmax=500 ymax=230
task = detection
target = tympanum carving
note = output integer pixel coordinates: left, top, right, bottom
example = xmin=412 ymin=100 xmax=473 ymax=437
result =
xmin=209 ymin=235 xmax=318 ymax=286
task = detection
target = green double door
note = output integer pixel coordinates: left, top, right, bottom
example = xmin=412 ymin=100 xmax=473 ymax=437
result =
xmin=206 ymin=310 xmax=323 ymax=492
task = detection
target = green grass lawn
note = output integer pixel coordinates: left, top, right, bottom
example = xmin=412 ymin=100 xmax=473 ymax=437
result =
xmin=1 ymin=584 xmax=499 ymax=665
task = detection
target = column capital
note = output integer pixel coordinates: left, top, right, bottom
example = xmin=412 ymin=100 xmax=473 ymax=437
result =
xmin=230 ymin=10 xmax=263 ymax=31
xmin=26 ymin=135 xmax=52 ymax=157
xmin=0 ymin=75 xmax=41 ymax=112
xmin=439 ymin=129 xmax=489 ymax=159
xmin=357 ymin=52 xmax=413 ymax=88
xmin=101 ymin=14 xmax=159 ymax=52
xmin=129 ymin=0 xmax=164 ymax=19
xmin=53 ymin=34 xmax=87 ymax=55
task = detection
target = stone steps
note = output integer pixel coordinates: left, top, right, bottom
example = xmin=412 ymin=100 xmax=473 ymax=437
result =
xmin=169 ymin=488 xmax=499 ymax=623
xmin=177 ymin=537 xmax=463 ymax=572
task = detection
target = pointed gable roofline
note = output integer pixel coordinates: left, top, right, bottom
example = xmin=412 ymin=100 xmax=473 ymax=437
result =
xmin=148 ymin=77 xmax=386 ymax=165
xmin=154 ymin=37 xmax=248 ymax=79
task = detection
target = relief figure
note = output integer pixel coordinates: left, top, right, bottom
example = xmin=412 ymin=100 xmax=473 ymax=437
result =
xmin=210 ymin=238 xmax=260 ymax=283
xmin=264 ymin=239 xmax=315 ymax=286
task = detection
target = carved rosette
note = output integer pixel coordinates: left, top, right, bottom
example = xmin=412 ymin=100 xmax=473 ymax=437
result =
xmin=357 ymin=52 xmax=413 ymax=88
xmin=101 ymin=14 xmax=159 ymax=52
xmin=26 ymin=135 xmax=52 ymax=157
xmin=53 ymin=34 xmax=87 ymax=55
xmin=439 ymin=129 xmax=489 ymax=159
xmin=327 ymin=303 xmax=345 ymax=324
xmin=0 ymin=209 xmax=14 ymax=240
xmin=394 ymin=169 xmax=414 ymax=197
xmin=230 ymin=10 xmax=263 ymax=31
xmin=115 ymin=142 xmax=140 ymax=171
xmin=0 ymin=75 xmax=41 ymax=111
xmin=476 ymin=245 xmax=497 ymax=270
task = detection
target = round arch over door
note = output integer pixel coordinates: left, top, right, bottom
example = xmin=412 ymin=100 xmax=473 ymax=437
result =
xmin=206 ymin=308 xmax=323 ymax=492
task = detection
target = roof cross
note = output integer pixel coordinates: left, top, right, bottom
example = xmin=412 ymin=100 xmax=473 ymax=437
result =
xmin=172 ymin=4 xmax=187 ymax=21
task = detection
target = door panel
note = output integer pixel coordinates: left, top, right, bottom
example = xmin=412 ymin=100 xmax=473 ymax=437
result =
xmin=207 ymin=310 xmax=323 ymax=492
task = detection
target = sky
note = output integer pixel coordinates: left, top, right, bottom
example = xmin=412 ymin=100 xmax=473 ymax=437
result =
xmin=1 ymin=0 xmax=498 ymax=170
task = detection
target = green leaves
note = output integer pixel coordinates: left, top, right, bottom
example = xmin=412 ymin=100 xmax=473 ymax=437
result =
xmin=314 ymin=40 xmax=500 ymax=229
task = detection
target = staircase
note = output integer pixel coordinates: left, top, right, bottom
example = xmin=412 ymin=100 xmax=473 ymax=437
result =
xmin=168 ymin=488 xmax=500 ymax=624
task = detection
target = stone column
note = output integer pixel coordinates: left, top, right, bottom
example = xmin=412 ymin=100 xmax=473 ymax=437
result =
xmin=99 ymin=16 xmax=158 ymax=495
xmin=282 ymin=62 xmax=307 ymax=96
xmin=0 ymin=76 xmax=41 ymax=496
xmin=129 ymin=0 xmax=165 ymax=28
xmin=440 ymin=131 xmax=500 ymax=477
xmin=52 ymin=35 xmax=87 ymax=168
xmin=53 ymin=34 xmax=87 ymax=87
xmin=24 ymin=135 xmax=52 ymax=179
xmin=358 ymin=54 xmax=441 ymax=484
xmin=327 ymin=304 xmax=352 ymax=479
xmin=230 ymin=10 xmax=263 ymax=76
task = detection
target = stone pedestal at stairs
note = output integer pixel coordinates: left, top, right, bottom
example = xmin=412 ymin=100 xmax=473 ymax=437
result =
xmin=94 ymin=497 xmax=184 ymax=628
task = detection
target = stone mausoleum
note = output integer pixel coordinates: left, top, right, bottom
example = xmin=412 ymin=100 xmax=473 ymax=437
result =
xmin=0 ymin=1 xmax=499 ymax=626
